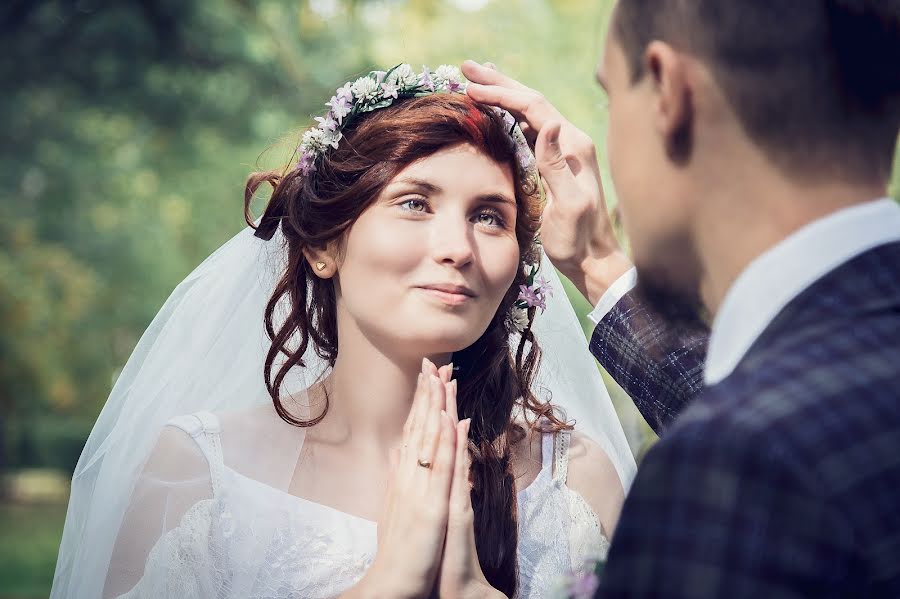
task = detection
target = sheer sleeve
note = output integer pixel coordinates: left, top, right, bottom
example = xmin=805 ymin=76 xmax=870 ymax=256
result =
xmin=104 ymin=419 xmax=220 ymax=598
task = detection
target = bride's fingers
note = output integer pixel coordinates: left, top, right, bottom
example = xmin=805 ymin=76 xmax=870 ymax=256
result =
xmin=445 ymin=379 xmax=459 ymax=425
xmin=438 ymin=363 xmax=452 ymax=384
xmin=428 ymin=410 xmax=457 ymax=501
xmin=415 ymin=376 xmax=444 ymax=483
xmin=449 ymin=419 xmax=473 ymax=516
xmin=432 ymin=371 xmax=447 ymax=412
xmin=403 ymin=370 xmax=432 ymax=466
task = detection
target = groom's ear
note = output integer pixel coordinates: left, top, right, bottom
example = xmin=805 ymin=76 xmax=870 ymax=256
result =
xmin=645 ymin=41 xmax=694 ymax=164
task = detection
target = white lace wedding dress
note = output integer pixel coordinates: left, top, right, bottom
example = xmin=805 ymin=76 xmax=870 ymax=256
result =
xmin=110 ymin=411 xmax=609 ymax=599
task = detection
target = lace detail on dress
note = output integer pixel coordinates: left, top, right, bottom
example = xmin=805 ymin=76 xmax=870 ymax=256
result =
xmin=515 ymin=429 xmax=609 ymax=598
xmin=554 ymin=430 xmax=610 ymax=569
xmin=122 ymin=413 xmax=608 ymax=599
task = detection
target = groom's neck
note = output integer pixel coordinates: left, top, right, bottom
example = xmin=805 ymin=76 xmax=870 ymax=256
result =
xmin=693 ymin=159 xmax=888 ymax=316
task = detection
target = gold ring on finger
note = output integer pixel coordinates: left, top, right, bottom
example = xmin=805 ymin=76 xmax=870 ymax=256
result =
xmin=417 ymin=458 xmax=433 ymax=469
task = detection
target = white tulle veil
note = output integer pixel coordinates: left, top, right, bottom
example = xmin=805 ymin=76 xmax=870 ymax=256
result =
xmin=50 ymin=77 xmax=636 ymax=597
xmin=49 ymin=220 xmax=636 ymax=597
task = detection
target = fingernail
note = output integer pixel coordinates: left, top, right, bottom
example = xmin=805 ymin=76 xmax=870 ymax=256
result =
xmin=421 ymin=357 xmax=428 ymax=371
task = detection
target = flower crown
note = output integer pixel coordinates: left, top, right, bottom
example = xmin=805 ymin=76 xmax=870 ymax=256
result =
xmin=296 ymin=63 xmax=548 ymax=334
xmin=295 ymin=63 xmax=536 ymax=178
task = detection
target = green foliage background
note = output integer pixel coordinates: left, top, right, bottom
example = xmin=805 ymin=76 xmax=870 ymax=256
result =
xmin=0 ymin=0 xmax=626 ymax=478
xmin=0 ymin=0 xmax=898 ymax=595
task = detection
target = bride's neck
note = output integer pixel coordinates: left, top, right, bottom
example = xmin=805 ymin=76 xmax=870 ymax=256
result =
xmin=319 ymin=319 xmax=450 ymax=451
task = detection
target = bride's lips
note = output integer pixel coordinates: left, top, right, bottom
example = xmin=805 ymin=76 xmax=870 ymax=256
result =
xmin=417 ymin=283 xmax=477 ymax=306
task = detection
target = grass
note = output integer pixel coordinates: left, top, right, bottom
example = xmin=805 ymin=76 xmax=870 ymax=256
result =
xmin=0 ymin=502 xmax=67 ymax=598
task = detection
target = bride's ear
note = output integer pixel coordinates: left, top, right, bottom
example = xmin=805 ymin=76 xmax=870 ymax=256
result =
xmin=302 ymin=246 xmax=337 ymax=279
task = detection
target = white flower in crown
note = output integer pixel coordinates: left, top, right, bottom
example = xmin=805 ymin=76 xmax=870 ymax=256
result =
xmin=293 ymin=63 xmax=536 ymax=177
xmin=381 ymin=81 xmax=400 ymax=99
xmin=300 ymin=127 xmax=340 ymax=153
xmin=434 ymin=64 xmax=464 ymax=91
xmin=506 ymin=308 xmax=530 ymax=335
xmin=351 ymin=76 xmax=381 ymax=102
xmin=387 ymin=63 xmax=418 ymax=87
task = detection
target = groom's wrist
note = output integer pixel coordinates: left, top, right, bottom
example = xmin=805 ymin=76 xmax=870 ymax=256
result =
xmin=564 ymin=250 xmax=634 ymax=307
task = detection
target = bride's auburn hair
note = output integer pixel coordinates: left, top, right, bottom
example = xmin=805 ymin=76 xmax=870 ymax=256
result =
xmin=244 ymin=92 xmax=569 ymax=596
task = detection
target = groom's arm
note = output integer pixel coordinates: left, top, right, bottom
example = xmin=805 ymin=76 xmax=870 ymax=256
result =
xmin=587 ymin=270 xmax=708 ymax=435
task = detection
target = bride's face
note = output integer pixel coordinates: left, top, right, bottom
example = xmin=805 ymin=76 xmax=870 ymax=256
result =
xmin=334 ymin=142 xmax=521 ymax=357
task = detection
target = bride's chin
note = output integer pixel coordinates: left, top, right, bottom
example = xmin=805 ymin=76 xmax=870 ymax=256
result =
xmin=399 ymin=327 xmax=486 ymax=357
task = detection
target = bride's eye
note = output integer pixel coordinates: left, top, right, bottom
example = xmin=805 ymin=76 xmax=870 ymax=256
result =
xmin=474 ymin=208 xmax=507 ymax=229
xmin=400 ymin=198 xmax=429 ymax=213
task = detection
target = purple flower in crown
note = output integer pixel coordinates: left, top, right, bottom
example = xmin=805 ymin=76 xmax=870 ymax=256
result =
xmin=535 ymin=275 xmax=554 ymax=298
xmin=434 ymin=65 xmax=464 ymax=92
xmin=419 ymin=66 xmax=435 ymax=91
xmin=327 ymin=95 xmax=353 ymax=123
xmin=315 ymin=113 xmax=339 ymax=132
xmin=297 ymin=150 xmax=317 ymax=175
xmin=518 ymin=283 xmax=546 ymax=311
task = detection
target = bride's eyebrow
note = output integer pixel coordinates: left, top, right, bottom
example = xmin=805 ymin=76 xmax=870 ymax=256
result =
xmin=390 ymin=177 xmax=440 ymax=194
xmin=477 ymin=193 xmax=516 ymax=206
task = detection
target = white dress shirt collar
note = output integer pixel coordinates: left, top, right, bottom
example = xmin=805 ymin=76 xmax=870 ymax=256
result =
xmin=705 ymin=197 xmax=900 ymax=385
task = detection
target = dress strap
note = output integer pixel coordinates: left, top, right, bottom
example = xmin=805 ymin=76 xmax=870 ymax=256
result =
xmin=166 ymin=411 xmax=225 ymax=495
xmin=552 ymin=429 xmax=571 ymax=484
xmin=540 ymin=429 xmax=554 ymax=472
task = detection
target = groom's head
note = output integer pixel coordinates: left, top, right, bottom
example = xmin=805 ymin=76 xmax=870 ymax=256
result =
xmin=599 ymin=0 xmax=900 ymax=314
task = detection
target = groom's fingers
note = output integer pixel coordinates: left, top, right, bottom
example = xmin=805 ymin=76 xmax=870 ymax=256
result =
xmin=465 ymin=83 xmax=562 ymax=135
xmin=462 ymin=60 xmax=564 ymax=132
xmin=461 ymin=60 xmax=530 ymax=91
xmin=535 ymin=121 xmax=581 ymax=201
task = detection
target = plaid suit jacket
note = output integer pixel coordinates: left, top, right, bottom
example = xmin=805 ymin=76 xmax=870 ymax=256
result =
xmin=590 ymin=241 xmax=900 ymax=597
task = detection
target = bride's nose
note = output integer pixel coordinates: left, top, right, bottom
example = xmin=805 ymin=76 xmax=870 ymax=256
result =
xmin=430 ymin=214 xmax=475 ymax=267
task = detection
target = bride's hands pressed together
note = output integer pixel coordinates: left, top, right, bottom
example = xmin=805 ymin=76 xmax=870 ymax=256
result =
xmin=348 ymin=359 xmax=458 ymax=599
xmin=431 ymin=365 xmax=504 ymax=599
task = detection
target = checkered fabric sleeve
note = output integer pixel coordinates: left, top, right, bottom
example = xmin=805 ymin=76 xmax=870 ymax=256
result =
xmin=589 ymin=290 xmax=708 ymax=435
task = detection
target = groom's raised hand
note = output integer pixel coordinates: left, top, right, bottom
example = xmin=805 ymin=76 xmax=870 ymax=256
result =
xmin=461 ymin=60 xmax=633 ymax=305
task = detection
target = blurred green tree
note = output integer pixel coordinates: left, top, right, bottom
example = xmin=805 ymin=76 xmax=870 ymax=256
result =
xmin=0 ymin=0 xmax=373 ymax=468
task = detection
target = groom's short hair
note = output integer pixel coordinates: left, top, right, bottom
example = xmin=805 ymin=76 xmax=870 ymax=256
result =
xmin=612 ymin=0 xmax=900 ymax=184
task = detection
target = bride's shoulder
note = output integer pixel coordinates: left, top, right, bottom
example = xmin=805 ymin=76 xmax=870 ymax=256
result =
xmin=564 ymin=431 xmax=625 ymax=536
